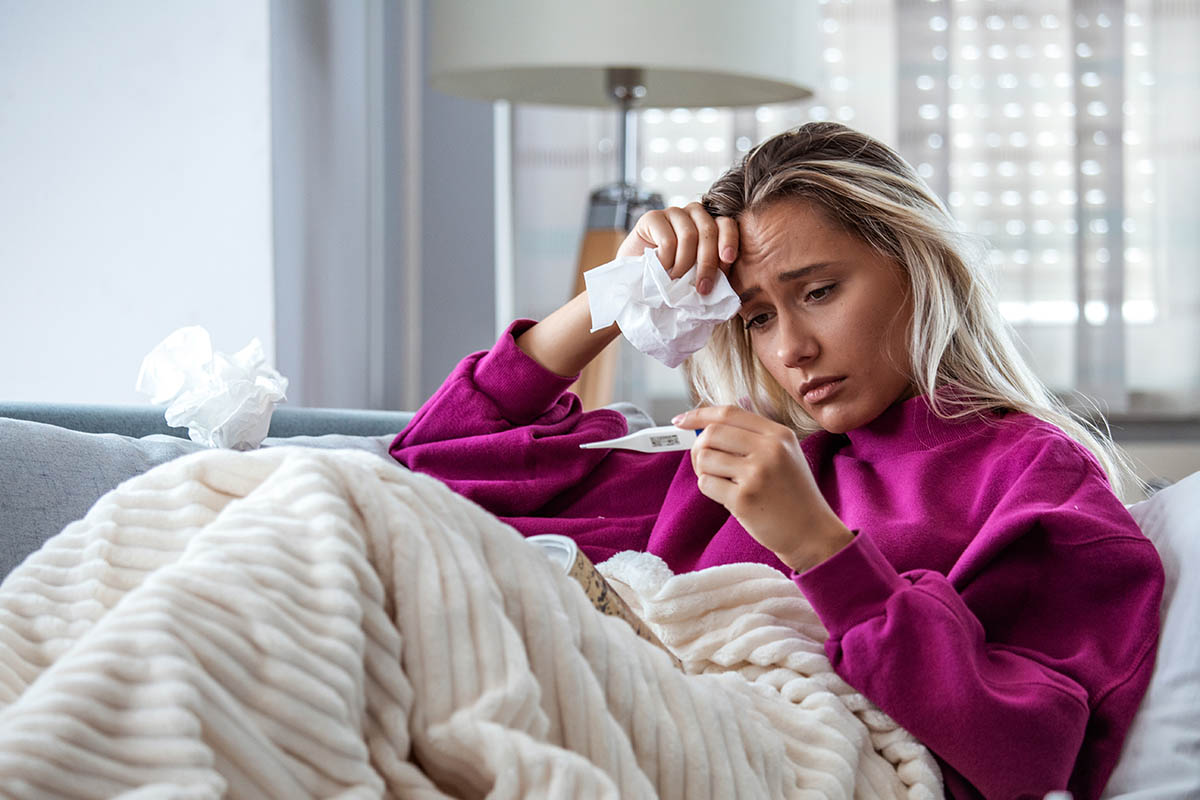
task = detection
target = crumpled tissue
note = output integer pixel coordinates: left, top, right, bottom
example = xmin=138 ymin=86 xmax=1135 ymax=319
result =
xmin=584 ymin=247 xmax=741 ymax=368
xmin=135 ymin=326 xmax=289 ymax=450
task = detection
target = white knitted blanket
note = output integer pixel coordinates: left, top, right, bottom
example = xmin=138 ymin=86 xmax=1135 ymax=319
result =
xmin=0 ymin=448 xmax=942 ymax=799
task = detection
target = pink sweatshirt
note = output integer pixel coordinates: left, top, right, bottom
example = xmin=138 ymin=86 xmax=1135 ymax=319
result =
xmin=390 ymin=321 xmax=1163 ymax=800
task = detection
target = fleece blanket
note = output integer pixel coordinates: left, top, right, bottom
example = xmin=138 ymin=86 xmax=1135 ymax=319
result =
xmin=0 ymin=448 xmax=942 ymax=799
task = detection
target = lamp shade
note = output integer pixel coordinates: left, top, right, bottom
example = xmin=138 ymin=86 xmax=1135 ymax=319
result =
xmin=430 ymin=0 xmax=821 ymax=108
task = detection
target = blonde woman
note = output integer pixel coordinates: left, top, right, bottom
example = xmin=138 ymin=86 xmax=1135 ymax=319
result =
xmin=390 ymin=122 xmax=1163 ymax=800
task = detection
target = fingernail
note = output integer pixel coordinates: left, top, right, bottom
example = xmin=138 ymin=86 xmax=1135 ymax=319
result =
xmin=671 ymin=413 xmax=685 ymax=426
xmin=697 ymin=278 xmax=712 ymax=295
xmin=721 ymin=247 xmax=736 ymax=263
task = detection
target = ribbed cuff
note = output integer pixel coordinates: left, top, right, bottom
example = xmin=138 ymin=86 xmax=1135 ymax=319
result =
xmin=793 ymin=531 xmax=908 ymax=640
xmin=472 ymin=320 xmax=580 ymax=422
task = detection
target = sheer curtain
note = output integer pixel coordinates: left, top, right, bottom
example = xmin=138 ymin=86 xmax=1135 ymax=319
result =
xmin=512 ymin=0 xmax=1200 ymax=422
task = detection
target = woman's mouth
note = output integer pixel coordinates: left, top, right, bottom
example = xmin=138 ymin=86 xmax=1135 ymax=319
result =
xmin=802 ymin=377 xmax=845 ymax=405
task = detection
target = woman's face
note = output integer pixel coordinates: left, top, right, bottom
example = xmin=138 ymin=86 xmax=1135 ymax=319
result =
xmin=731 ymin=197 xmax=916 ymax=434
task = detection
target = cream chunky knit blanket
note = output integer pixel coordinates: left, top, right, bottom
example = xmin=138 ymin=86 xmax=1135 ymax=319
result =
xmin=0 ymin=448 xmax=941 ymax=799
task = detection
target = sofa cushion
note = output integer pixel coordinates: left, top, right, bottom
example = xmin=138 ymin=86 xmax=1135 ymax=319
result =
xmin=0 ymin=417 xmax=396 ymax=580
xmin=1102 ymin=469 xmax=1200 ymax=798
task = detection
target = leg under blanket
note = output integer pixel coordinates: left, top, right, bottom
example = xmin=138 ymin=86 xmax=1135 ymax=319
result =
xmin=0 ymin=448 xmax=941 ymax=799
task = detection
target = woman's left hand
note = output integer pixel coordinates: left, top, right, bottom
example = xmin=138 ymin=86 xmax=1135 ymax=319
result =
xmin=672 ymin=405 xmax=854 ymax=572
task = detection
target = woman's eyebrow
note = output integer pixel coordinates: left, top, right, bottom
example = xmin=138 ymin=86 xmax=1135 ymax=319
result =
xmin=737 ymin=262 xmax=837 ymax=304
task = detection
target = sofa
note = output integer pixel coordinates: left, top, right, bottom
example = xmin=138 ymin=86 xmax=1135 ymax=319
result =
xmin=0 ymin=401 xmax=1196 ymax=798
xmin=0 ymin=402 xmax=414 ymax=578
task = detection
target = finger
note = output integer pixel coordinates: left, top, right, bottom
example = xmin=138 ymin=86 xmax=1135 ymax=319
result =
xmin=664 ymin=206 xmax=699 ymax=280
xmin=695 ymin=471 xmax=736 ymax=508
xmin=684 ymin=202 xmax=721 ymax=294
xmin=691 ymin=446 xmax=745 ymax=481
xmin=716 ymin=216 xmax=739 ymax=268
xmin=695 ymin=424 xmax=754 ymax=457
xmin=674 ymin=404 xmax=771 ymax=434
xmin=633 ymin=210 xmax=678 ymax=271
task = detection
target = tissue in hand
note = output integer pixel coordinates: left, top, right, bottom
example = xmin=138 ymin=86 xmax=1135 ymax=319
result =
xmin=135 ymin=326 xmax=289 ymax=450
xmin=584 ymin=247 xmax=741 ymax=368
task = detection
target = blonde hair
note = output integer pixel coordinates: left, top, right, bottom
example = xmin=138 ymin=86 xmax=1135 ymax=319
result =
xmin=686 ymin=122 xmax=1142 ymax=499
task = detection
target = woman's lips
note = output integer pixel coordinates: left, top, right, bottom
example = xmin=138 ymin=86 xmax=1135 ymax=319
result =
xmin=803 ymin=377 xmax=845 ymax=405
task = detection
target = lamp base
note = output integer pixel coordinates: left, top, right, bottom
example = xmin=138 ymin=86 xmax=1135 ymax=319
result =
xmin=569 ymin=183 xmax=664 ymax=411
xmin=584 ymin=183 xmax=664 ymax=232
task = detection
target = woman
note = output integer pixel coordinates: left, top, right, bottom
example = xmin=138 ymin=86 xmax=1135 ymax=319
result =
xmin=391 ymin=122 xmax=1163 ymax=799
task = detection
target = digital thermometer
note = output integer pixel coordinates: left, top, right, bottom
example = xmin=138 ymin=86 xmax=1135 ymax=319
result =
xmin=579 ymin=425 xmax=702 ymax=453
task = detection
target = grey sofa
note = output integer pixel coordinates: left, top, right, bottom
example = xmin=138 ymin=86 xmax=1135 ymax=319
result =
xmin=1 ymin=402 xmax=1197 ymax=797
xmin=0 ymin=402 xmax=415 ymax=579
xmin=0 ymin=400 xmax=654 ymax=581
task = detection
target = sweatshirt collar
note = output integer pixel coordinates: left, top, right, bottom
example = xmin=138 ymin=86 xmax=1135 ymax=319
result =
xmin=840 ymin=390 xmax=994 ymax=459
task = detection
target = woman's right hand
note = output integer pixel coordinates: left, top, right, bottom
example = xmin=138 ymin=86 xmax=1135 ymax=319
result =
xmin=617 ymin=202 xmax=740 ymax=295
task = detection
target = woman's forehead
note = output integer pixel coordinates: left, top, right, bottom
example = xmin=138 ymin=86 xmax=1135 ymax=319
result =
xmin=740 ymin=199 xmax=839 ymax=248
xmin=735 ymin=201 xmax=845 ymax=273
xmin=732 ymin=199 xmax=906 ymax=292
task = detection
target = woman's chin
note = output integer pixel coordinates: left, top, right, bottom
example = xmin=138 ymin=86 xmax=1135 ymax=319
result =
xmin=807 ymin=401 xmax=873 ymax=435
xmin=806 ymin=406 xmax=848 ymax=434
xmin=816 ymin=417 xmax=851 ymax=435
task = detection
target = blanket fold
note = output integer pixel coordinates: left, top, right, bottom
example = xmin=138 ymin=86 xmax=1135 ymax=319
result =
xmin=0 ymin=448 xmax=940 ymax=799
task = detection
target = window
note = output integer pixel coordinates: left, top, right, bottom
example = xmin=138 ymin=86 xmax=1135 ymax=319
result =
xmin=512 ymin=0 xmax=1200 ymax=422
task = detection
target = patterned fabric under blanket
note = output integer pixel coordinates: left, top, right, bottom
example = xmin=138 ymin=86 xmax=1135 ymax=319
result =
xmin=0 ymin=448 xmax=942 ymax=799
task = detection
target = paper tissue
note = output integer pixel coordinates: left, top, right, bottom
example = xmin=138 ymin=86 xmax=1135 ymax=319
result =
xmin=584 ymin=247 xmax=741 ymax=368
xmin=135 ymin=326 xmax=289 ymax=450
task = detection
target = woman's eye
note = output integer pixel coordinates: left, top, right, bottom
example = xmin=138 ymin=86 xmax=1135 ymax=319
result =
xmin=743 ymin=312 xmax=772 ymax=330
xmin=806 ymin=283 xmax=836 ymax=303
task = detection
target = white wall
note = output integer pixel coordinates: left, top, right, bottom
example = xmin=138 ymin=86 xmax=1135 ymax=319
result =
xmin=0 ymin=0 xmax=273 ymax=404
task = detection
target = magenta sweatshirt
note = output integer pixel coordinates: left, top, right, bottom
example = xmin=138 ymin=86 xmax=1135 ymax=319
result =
xmin=390 ymin=321 xmax=1163 ymax=800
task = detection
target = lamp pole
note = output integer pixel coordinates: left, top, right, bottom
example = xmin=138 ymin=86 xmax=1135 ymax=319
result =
xmin=568 ymin=69 xmax=665 ymax=410
xmin=608 ymin=67 xmax=644 ymax=187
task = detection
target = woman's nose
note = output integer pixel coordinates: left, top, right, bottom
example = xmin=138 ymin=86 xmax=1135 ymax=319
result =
xmin=775 ymin=312 xmax=818 ymax=368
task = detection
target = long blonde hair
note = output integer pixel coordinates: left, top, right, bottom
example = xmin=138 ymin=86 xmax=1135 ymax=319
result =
xmin=686 ymin=122 xmax=1142 ymax=498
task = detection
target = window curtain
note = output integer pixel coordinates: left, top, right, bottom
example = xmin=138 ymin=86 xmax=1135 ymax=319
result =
xmin=511 ymin=0 xmax=1199 ymax=421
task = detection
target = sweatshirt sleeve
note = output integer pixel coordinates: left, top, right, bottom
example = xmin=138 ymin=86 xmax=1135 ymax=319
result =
xmin=388 ymin=320 xmax=629 ymax=515
xmin=795 ymin=441 xmax=1164 ymax=800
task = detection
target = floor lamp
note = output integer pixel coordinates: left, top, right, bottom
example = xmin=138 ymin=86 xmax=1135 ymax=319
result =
xmin=430 ymin=1 xmax=820 ymax=409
